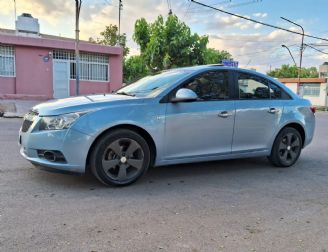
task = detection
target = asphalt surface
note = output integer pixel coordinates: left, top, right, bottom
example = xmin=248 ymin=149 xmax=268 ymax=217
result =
xmin=0 ymin=113 xmax=328 ymax=252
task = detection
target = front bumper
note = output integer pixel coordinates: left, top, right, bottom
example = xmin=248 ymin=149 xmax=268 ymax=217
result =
xmin=19 ymin=118 xmax=95 ymax=173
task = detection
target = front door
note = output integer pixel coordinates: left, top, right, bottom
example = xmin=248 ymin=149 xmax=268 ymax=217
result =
xmin=163 ymin=70 xmax=235 ymax=160
xmin=53 ymin=60 xmax=70 ymax=98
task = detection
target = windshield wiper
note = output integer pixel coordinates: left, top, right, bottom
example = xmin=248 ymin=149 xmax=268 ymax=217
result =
xmin=115 ymin=91 xmax=135 ymax=97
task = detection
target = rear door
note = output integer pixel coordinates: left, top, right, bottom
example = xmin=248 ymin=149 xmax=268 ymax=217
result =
xmin=232 ymin=71 xmax=285 ymax=152
xmin=163 ymin=70 xmax=236 ymax=160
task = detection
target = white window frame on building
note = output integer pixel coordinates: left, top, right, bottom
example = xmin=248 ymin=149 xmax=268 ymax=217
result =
xmin=301 ymin=83 xmax=321 ymax=97
xmin=0 ymin=45 xmax=15 ymax=77
xmin=53 ymin=50 xmax=109 ymax=82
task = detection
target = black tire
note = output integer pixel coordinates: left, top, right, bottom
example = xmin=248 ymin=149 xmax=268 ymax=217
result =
xmin=90 ymin=129 xmax=151 ymax=186
xmin=268 ymin=127 xmax=302 ymax=167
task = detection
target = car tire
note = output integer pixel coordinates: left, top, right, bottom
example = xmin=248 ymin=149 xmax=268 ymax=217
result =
xmin=268 ymin=127 xmax=302 ymax=167
xmin=90 ymin=129 xmax=151 ymax=186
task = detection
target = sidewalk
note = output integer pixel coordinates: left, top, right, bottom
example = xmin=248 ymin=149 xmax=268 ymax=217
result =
xmin=0 ymin=99 xmax=45 ymax=118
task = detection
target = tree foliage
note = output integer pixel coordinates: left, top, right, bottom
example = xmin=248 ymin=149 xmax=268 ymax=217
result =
xmin=91 ymin=16 xmax=232 ymax=84
xmin=89 ymin=24 xmax=129 ymax=57
xmin=204 ymin=48 xmax=232 ymax=65
xmin=123 ymin=55 xmax=149 ymax=83
xmin=267 ymin=64 xmax=319 ymax=78
xmin=133 ymin=15 xmax=231 ymax=72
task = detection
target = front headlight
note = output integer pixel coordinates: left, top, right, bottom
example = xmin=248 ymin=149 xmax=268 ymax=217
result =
xmin=39 ymin=112 xmax=84 ymax=131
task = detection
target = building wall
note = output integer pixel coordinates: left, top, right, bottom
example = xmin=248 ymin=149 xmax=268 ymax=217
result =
xmin=0 ymin=33 xmax=123 ymax=99
xmin=284 ymin=83 xmax=298 ymax=94
xmin=302 ymin=84 xmax=327 ymax=106
xmin=109 ymin=54 xmax=123 ymax=92
xmin=15 ymin=46 xmax=53 ymax=98
xmin=0 ymin=77 xmax=15 ymax=94
xmin=69 ymin=80 xmax=109 ymax=96
xmin=319 ymin=64 xmax=328 ymax=78
xmin=283 ymin=81 xmax=327 ymax=107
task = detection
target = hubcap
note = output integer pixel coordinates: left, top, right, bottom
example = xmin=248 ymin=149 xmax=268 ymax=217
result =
xmin=102 ymin=138 xmax=144 ymax=181
xmin=120 ymin=156 xmax=127 ymax=164
xmin=278 ymin=132 xmax=301 ymax=164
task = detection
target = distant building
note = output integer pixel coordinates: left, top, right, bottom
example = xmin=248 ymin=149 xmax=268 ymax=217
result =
xmin=319 ymin=62 xmax=328 ymax=78
xmin=279 ymin=78 xmax=327 ymax=107
xmin=0 ymin=13 xmax=123 ymax=100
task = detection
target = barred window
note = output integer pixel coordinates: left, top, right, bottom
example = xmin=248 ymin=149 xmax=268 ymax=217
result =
xmin=302 ymin=84 xmax=320 ymax=97
xmin=0 ymin=45 xmax=15 ymax=77
xmin=53 ymin=50 xmax=109 ymax=81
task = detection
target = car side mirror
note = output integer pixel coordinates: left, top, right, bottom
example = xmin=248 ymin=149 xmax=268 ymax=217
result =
xmin=171 ymin=88 xmax=198 ymax=103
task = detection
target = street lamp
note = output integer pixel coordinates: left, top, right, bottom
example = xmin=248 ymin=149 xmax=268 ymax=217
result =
xmin=281 ymin=17 xmax=305 ymax=96
xmin=281 ymin=45 xmax=297 ymax=66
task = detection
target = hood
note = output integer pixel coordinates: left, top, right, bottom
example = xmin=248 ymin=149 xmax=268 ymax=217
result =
xmin=32 ymin=94 xmax=143 ymax=116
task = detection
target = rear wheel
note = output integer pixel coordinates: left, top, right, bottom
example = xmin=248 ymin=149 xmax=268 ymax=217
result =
xmin=90 ymin=129 xmax=151 ymax=186
xmin=268 ymin=127 xmax=302 ymax=167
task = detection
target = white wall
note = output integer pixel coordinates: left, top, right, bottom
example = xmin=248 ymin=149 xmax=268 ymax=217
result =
xmin=284 ymin=82 xmax=327 ymax=107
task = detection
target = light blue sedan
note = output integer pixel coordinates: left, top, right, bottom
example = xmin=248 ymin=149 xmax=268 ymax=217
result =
xmin=19 ymin=65 xmax=315 ymax=186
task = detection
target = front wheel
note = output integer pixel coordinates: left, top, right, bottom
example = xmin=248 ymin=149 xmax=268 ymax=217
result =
xmin=268 ymin=127 xmax=302 ymax=167
xmin=90 ymin=129 xmax=151 ymax=186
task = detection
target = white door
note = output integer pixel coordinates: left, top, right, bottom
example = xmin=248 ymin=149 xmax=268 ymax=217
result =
xmin=53 ymin=60 xmax=70 ymax=98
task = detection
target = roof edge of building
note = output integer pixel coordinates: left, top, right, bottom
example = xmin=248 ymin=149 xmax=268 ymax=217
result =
xmin=0 ymin=30 xmax=122 ymax=56
xmin=278 ymin=78 xmax=327 ymax=83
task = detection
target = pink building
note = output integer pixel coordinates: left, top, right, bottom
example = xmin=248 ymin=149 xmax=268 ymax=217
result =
xmin=0 ymin=14 xmax=123 ymax=100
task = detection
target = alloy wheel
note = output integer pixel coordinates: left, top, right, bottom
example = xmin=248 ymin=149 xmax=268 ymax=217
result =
xmin=101 ymin=138 xmax=144 ymax=181
xmin=278 ymin=132 xmax=301 ymax=165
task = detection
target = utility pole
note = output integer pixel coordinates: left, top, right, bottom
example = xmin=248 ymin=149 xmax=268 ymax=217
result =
xmin=13 ymin=0 xmax=17 ymax=28
xmin=118 ymin=0 xmax=123 ymax=41
xmin=75 ymin=0 xmax=82 ymax=96
xmin=281 ymin=17 xmax=305 ymax=97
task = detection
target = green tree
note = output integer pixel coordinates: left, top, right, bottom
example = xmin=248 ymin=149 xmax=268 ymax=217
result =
xmin=133 ymin=14 xmax=229 ymax=72
xmin=89 ymin=24 xmax=129 ymax=57
xmin=203 ymin=48 xmax=232 ymax=64
xmin=123 ymin=55 xmax=150 ymax=84
xmin=267 ymin=64 xmax=319 ymax=78
xmin=133 ymin=18 xmax=150 ymax=54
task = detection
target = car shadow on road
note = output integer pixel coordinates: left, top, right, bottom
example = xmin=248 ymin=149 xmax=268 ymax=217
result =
xmin=30 ymin=156 xmax=288 ymax=191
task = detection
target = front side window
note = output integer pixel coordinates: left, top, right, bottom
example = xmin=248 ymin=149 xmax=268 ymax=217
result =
xmin=0 ymin=45 xmax=15 ymax=77
xmin=183 ymin=71 xmax=230 ymax=100
xmin=238 ymin=73 xmax=270 ymax=99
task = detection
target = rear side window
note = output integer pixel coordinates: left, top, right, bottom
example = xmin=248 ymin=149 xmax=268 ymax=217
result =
xmin=269 ymin=82 xmax=291 ymax=100
xmin=238 ymin=73 xmax=270 ymax=99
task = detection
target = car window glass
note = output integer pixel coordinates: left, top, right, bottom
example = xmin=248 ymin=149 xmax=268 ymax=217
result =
xmin=183 ymin=71 xmax=230 ymax=100
xmin=238 ymin=73 xmax=270 ymax=99
xmin=270 ymin=82 xmax=291 ymax=99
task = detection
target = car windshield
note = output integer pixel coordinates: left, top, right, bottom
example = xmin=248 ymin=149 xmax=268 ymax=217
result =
xmin=116 ymin=69 xmax=191 ymax=97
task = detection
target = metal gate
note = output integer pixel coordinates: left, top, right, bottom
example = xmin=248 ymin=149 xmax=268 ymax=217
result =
xmin=53 ymin=60 xmax=70 ymax=98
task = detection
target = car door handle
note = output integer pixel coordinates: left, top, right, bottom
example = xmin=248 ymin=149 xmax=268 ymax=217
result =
xmin=218 ymin=111 xmax=232 ymax=118
xmin=268 ymin=107 xmax=279 ymax=114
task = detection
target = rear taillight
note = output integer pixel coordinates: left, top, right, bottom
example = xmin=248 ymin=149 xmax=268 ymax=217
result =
xmin=310 ymin=106 xmax=316 ymax=114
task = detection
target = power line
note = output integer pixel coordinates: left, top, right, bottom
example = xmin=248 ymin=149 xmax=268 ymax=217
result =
xmin=188 ymin=0 xmax=261 ymax=14
xmin=305 ymin=44 xmax=328 ymax=55
xmin=190 ymin=0 xmax=328 ymax=42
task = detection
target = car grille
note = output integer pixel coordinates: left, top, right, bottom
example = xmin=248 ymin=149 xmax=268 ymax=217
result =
xmin=21 ymin=111 xmax=38 ymax=133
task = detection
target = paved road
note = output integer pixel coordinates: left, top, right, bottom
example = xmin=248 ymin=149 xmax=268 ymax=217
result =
xmin=1 ymin=114 xmax=328 ymax=252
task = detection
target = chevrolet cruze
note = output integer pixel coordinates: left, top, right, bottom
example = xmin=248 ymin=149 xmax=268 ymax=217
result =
xmin=19 ymin=65 xmax=315 ymax=186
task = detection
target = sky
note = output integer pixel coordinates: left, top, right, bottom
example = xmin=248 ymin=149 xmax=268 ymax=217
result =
xmin=0 ymin=0 xmax=327 ymax=73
